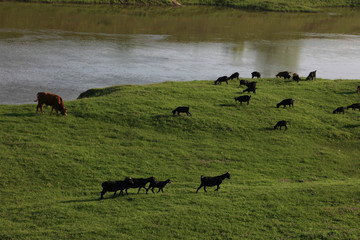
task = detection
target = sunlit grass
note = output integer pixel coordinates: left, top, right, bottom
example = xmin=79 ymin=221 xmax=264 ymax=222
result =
xmin=1 ymin=78 xmax=360 ymax=239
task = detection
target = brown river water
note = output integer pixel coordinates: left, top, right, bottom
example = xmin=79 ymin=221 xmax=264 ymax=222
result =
xmin=1 ymin=3 xmax=360 ymax=104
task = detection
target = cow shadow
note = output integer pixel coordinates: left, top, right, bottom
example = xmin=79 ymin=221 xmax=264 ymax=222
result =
xmin=60 ymin=198 xmax=101 ymax=204
xmin=154 ymin=114 xmax=187 ymax=119
xmin=343 ymin=124 xmax=360 ymax=129
xmin=339 ymin=91 xmax=358 ymax=95
xmin=261 ymin=127 xmax=275 ymax=131
xmin=218 ymin=103 xmax=236 ymax=107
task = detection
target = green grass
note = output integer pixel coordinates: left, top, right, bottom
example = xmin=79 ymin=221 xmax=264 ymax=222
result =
xmin=1 ymin=78 xmax=360 ymax=239
xmin=4 ymin=0 xmax=360 ymax=11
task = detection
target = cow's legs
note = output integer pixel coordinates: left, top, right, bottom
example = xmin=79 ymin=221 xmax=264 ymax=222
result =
xmin=196 ymin=184 xmax=203 ymax=193
xmin=36 ymin=104 xmax=44 ymax=114
xmin=100 ymin=190 xmax=106 ymax=199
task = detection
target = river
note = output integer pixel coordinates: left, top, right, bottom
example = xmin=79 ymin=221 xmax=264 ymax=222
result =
xmin=1 ymin=3 xmax=360 ymax=104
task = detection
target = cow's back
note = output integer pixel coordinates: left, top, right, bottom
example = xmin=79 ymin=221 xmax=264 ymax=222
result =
xmin=37 ymin=92 xmax=63 ymax=107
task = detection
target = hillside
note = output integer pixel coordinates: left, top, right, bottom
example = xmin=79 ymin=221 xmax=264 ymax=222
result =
xmin=1 ymin=78 xmax=360 ymax=239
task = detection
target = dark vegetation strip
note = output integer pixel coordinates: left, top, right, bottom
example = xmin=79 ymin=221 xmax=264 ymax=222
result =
xmin=2 ymin=0 xmax=360 ymax=12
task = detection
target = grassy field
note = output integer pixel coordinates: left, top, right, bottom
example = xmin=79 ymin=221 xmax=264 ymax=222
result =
xmin=3 ymin=0 xmax=360 ymax=11
xmin=1 ymin=78 xmax=360 ymax=239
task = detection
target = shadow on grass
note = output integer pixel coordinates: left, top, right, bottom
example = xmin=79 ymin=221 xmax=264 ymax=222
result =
xmin=60 ymin=198 xmax=101 ymax=203
xmin=261 ymin=127 xmax=275 ymax=131
xmin=339 ymin=91 xmax=358 ymax=95
xmin=60 ymin=189 xmax=232 ymax=203
xmin=60 ymin=194 xmax=135 ymax=203
xmin=153 ymin=114 xmax=191 ymax=119
xmin=343 ymin=124 xmax=360 ymax=128
xmin=218 ymin=103 xmax=236 ymax=107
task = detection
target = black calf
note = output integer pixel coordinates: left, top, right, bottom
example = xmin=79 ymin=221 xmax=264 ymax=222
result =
xmin=146 ymin=179 xmax=171 ymax=194
xmin=172 ymin=106 xmax=191 ymax=116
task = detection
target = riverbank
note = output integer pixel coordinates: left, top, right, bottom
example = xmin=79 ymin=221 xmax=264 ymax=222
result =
xmin=1 ymin=79 xmax=360 ymax=239
xmin=2 ymin=0 xmax=360 ymax=11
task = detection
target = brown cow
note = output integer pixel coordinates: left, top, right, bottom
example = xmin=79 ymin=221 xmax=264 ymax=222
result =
xmin=35 ymin=92 xmax=67 ymax=116
xmin=357 ymin=86 xmax=360 ymax=94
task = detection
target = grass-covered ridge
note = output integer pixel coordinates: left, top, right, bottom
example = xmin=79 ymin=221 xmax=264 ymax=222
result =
xmin=1 ymin=78 xmax=360 ymax=239
xmin=4 ymin=0 xmax=360 ymax=11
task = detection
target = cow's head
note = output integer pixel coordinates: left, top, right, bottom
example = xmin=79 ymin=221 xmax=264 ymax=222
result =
xmin=61 ymin=108 xmax=68 ymax=116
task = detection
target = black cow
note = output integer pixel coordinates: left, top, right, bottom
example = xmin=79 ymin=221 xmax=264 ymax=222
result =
xmin=277 ymin=98 xmax=295 ymax=108
xmin=214 ymin=76 xmax=228 ymax=85
xmin=172 ymin=106 xmax=191 ymax=116
xmin=239 ymin=79 xmax=248 ymax=86
xmin=274 ymin=120 xmax=288 ymax=130
xmin=346 ymin=103 xmax=360 ymax=111
xmin=276 ymin=71 xmax=291 ymax=79
xmin=357 ymin=86 xmax=360 ymax=94
xmin=306 ymin=70 xmax=317 ymax=80
xmin=292 ymin=73 xmax=301 ymax=83
xmin=234 ymin=95 xmax=251 ymax=105
xmin=196 ymin=172 xmax=230 ymax=193
xmin=242 ymin=81 xmax=257 ymax=93
xmin=125 ymin=176 xmax=156 ymax=194
xmin=228 ymin=72 xmax=239 ymax=81
xmin=100 ymin=177 xmax=134 ymax=199
xmin=251 ymin=71 xmax=261 ymax=78
xmin=243 ymin=87 xmax=257 ymax=94
xmin=333 ymin=107 xmax=345 ymax=114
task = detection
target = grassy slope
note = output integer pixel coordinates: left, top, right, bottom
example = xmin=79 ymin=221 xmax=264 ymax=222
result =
xmin=1 ymin=78 xmax=360 ymax=239
xmin=4 ymin=0 xmax=360 ymax=11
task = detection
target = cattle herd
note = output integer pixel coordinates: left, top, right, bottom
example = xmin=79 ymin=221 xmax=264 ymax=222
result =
xmin=208 ymin=70 xmax=359 ymax=130
xmin=33 ymin=70 xmax=359 ymax=199
xmin=101 ymin=173 xmax=230 ymax=199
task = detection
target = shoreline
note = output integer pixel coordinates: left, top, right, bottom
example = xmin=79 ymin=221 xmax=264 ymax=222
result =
xmin=1 ymin=78 xmax=360 ymax=106
xmin=2 ymin=0 xmax=360 ymax=12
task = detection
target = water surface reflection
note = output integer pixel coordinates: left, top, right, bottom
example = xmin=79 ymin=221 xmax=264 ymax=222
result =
xmin=1 ymin=3 xmax=360 ymax=104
